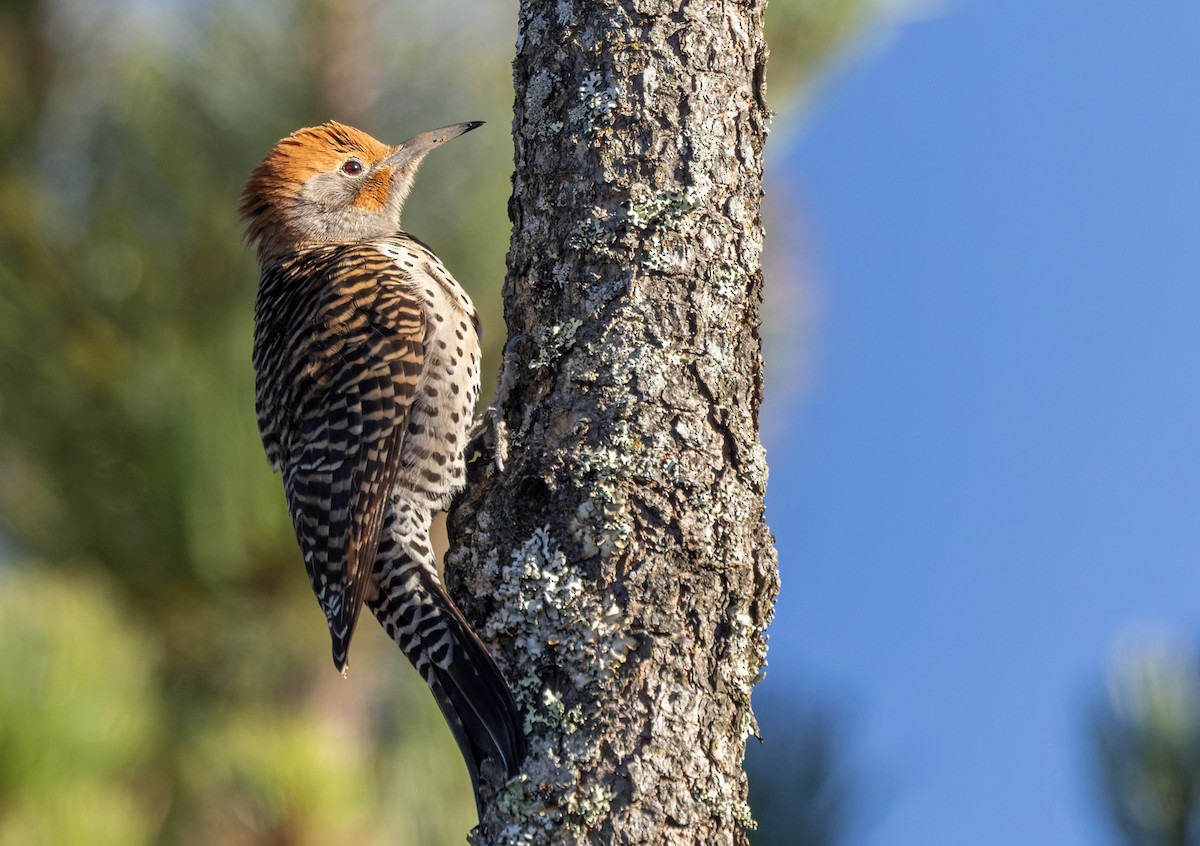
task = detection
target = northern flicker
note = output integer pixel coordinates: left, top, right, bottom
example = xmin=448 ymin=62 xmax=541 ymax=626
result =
xmin=240 ymin=120 xmax=525 ymax=801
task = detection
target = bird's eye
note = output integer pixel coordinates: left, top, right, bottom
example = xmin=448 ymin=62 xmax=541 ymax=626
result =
xmin=341 ymin=159 xmax=364 ymax=176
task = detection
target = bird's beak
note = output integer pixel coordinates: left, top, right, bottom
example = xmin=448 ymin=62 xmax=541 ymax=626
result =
xmin=384 ymin=121 xmax=484 ymax=170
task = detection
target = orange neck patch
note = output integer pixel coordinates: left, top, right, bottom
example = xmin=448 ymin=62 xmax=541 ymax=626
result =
xmin=353 ymin=166 xmax=396 ymax=211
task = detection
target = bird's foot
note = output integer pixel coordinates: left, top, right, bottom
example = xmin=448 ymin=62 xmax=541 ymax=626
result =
xmin=467 ymin=334 xmax=530 ymax=475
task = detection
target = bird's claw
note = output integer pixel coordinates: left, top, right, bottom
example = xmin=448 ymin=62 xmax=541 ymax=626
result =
xmin=466 ymin=334 xmax=530 ymax=475
xmin=466 ymin=408 xmax=509 ymax=474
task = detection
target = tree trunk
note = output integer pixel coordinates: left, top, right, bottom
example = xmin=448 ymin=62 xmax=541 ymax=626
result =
xmin=446 ymin=1 xmax=778 ymax=843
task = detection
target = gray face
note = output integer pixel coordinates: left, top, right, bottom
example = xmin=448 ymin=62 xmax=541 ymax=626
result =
xmin=285 ymin=163 xmax=407 ymax=244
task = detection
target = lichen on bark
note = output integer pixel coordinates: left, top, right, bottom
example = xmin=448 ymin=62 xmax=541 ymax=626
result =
xmin=446 ymin=1 xmax=779 ymax=843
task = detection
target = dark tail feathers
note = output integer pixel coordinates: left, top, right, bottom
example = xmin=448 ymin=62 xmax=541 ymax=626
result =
xmin=369 ymin=580 xmax=526 ymax=811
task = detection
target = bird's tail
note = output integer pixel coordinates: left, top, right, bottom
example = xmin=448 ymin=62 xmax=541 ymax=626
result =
xmin=367 ymin=557 xmax=526 ymax=805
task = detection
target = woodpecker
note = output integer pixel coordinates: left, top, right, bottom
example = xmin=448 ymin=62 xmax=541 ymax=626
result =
xmin=240 ymin=120 xmax=525 ymax=802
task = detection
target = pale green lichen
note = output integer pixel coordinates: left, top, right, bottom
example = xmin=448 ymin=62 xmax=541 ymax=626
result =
xmin=525 ymin=68 xmax=553 ymax=119
xmin=570 ymin=781 xmax=616 ymax=826
xmin=622 ymin=185 xmax=709 ymax=271
xmin=484 ymin=527 xmax=636 ymax=728
xmin=523 ymin=66 xmax=565 ymax=141
xmin=491 ymin=773 xmax=563 ymax=846
xmin=722 ymin=609 xmax=758 ymax=702
xmin=624 ymin=185 xmax=708 ymax=230
xmin=694 ymin=771 xmax=757 ymax=832
xmin=479 ymin=528 xmax=637 ymax=844
xmin=495 ymin=772 xmax=613 ymax=842
xmin=712 ymin=261 xmax=743 ymax=302
xmin=640 ymin=244 xmax=669 ymax=272
xmin=566 ymin=497 xmax=629 ymax=562
xmin=573 ymin=70 xmax=620 ymax=135
xmin=528 ymin=318 xmax=583 ymax=369
xmin=569 ymin=420 xmax=647 ymax=561
xmin=567 ymin=216 xmax=612 ymax=254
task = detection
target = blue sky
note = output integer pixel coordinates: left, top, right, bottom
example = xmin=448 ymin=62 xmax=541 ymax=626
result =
xmin=760 ymin=2 xmax=1200 ymax=844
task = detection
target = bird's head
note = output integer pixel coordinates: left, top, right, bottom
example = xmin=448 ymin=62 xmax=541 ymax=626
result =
xmin=240 ymin=120 xmax=482 ymax=261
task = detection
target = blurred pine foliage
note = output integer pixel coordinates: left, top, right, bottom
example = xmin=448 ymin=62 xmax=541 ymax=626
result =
xmin=1093 ymin=636 xmax=1200 ymax=846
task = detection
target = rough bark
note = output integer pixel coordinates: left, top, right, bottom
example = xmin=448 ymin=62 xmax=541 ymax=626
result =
xmin=446 ymin=1 xmax=778 ymax=843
